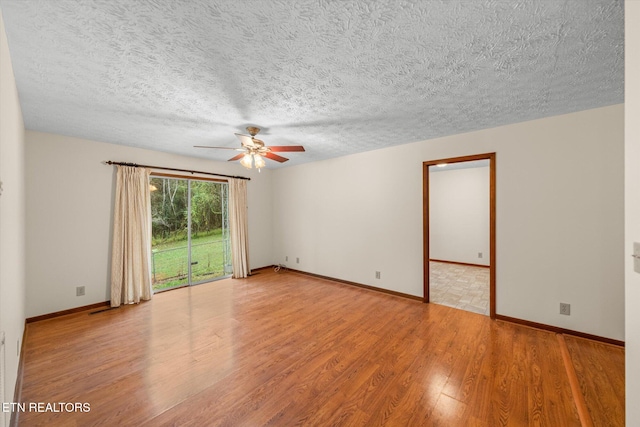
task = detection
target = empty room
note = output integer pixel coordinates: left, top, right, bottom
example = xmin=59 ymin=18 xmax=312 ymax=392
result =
xmin=1 ymin=1 xmax=638 ymax=426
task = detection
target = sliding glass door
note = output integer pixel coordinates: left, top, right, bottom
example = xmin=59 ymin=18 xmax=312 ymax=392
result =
xmin=150 ymin=176 xmax=231 ymax=292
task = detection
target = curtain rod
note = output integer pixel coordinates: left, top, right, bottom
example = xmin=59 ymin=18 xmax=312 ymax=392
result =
xmin=104 ymin=161 xmax=251 ymax=181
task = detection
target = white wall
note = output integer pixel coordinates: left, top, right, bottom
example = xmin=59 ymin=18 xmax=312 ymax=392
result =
xmin=0 ymin=8 xmax=26 ymax=417
xmin=272 ymin=104 xmax=624 ymax=340
xmin=429 ymin=166 xmax=489 ymax=266
xmin=626 ymin=0 xmax=640 ymax=424
xmin=25 ymin=131 xmax=273 ymax=317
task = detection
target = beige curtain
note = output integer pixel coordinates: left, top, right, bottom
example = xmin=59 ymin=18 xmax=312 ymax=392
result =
xmin=110 ymin=165 xmax=152 ymax=307
xmin=228 ymin=178 xmax=250 ymax=278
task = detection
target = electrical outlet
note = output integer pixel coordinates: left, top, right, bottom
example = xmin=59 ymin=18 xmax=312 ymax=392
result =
xmin=560 ymin=303 xmax=571 ymax=315
xmin=285 ymin=256 xmax=288 ymax=261
xmin=375 ymin=271 xmax=381 ymax=279
xmin=76 ymin=286 xmax=85 ymax=296
xmin=296 ymin=257 xmax=299 ymax=264
xmin=478 ymin=252 xmax=483 ymax=258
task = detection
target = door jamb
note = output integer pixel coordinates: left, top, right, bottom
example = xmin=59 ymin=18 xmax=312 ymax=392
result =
xmin=422 ymin=153 xmax=496 ymax=319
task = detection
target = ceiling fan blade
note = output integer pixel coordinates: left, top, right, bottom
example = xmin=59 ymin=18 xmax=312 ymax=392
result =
xmin=267 ymin=145 xmax=305 ymax=152
xmin=264 ymin=152 xmax=289 ymax=163
xmin=228 ymin=153 xmax=246 ymax=161
xmin=194 ymin=145 xmax=244 ymax=151
xmin=235 ymin=133 xmax=255 ymax=147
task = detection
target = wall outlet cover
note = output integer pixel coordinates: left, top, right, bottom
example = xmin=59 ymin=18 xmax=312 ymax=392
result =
xmin=560 ymin=303 xmax=571 ymax=315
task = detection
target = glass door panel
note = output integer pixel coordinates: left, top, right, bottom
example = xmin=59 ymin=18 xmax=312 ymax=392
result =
xmin=150 ymin=177 xmax=190 ymax=292
xmin=190 ymin=181 xmax=229 ymax=284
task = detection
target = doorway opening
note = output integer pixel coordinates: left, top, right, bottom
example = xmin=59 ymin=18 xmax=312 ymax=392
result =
xmin=423 ymin=153 xmax=496 ymax=318
xmin=150 ymin=175 xmax=231 ymax=292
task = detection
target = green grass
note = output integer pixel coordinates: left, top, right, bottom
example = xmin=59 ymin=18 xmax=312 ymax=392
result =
xmin=151 ymin=229 xmax=230 ymax=291
xmin=152 ymin=228 xmax=223 ymax=250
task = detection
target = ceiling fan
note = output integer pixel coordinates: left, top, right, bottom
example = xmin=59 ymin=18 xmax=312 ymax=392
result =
xmin=195 ymin=126 xmax=305 ymax=170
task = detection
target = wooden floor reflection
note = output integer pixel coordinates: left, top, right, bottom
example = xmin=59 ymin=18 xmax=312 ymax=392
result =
xmin=17 ymin=269 xmax=624 ymax=426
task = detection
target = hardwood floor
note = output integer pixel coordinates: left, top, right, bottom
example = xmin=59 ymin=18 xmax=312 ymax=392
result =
xmin=563 ymin=336 xmax=625 ymax=427
xmin=16 ymin=270 xmax=623 ymax=426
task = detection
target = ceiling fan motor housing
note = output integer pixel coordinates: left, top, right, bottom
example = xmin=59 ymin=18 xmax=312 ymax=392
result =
xmin=246 ymin=126 xmax=260 ymax=136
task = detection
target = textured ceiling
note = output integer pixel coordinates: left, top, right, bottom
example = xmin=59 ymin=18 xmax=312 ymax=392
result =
xmin=0 ymin=0 xmax=624 ymax=168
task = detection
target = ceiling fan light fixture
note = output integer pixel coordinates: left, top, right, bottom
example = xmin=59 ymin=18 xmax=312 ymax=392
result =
xmin=240 ymin=153 xmax=253 ymax=169
xmin=254 ymin=154 xmax=266 ymax=169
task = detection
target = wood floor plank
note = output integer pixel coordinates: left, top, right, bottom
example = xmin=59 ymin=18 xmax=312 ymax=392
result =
xmin=16 ymin=270 xmax=624 ymax=426
xmin=563 ymin=335 xmax=625 ymax=427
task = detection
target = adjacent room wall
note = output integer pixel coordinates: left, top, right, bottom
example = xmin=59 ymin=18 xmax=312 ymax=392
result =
xmin=272 ymin=104 xmax=624 ymax=341
xmin=626 ymin=0 xmax=640 ymax=423
xmin=25 ymin=131 xmax=273 ymax=318
xmin=429 ymin=165 xmax=490 ymax=266
xmin=0 ymin=8 xmax=26 ymax=416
